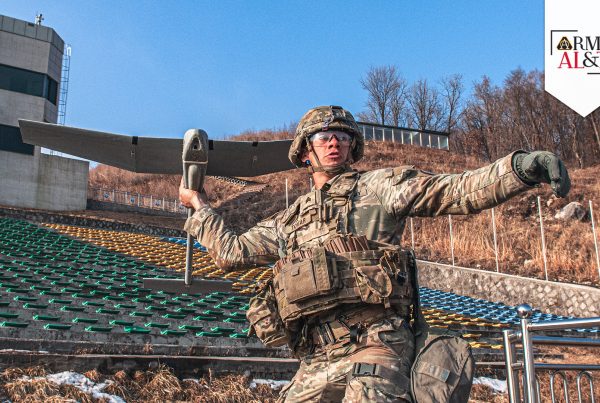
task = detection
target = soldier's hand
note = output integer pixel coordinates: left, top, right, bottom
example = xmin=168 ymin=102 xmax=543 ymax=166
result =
xmin=179 ymin=177 xmax=209 ymax=210
xmin=513 ymin=151 xmax=571 ymax=198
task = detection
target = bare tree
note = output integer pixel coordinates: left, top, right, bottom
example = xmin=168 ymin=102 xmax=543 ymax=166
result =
xmin=360 ymin=66 xmax=403 ymax=125
xmin=587 ymin=109 xmax=600 ymax=156
xmin=440 ymin=74 xmax=464 ymax=133
xmin=406 ymin=79 xmax=444 ymax=131
xmin=389 ymin=76 xmax=409 ymax=127
xmin=460 ymin=76 xmax=503 ymax=161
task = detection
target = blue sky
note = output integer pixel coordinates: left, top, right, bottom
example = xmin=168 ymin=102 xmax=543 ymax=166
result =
xmin=3 ymin=1 xmax=544 ymax=139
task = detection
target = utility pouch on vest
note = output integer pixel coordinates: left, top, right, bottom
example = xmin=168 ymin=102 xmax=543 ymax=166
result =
xmin=246 ymin=279 xmax=289 ymax=348
xmin=380 ymin=250 xmax=411 ymax=289
xmin=411 ymin=330 xmax=475 ymax=403
xmin=354 ymin=265 xmax=393 ymax=304
xmin=281 ymin=247 xmax=338 ymax=303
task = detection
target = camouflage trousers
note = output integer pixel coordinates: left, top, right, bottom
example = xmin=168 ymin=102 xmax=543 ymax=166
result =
xmin=278 ymin=314 xmax=415 ymax=403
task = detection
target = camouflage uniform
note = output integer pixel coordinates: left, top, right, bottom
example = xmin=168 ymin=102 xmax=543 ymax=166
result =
xmin=185 ymin=153 xmax=532 ymax=402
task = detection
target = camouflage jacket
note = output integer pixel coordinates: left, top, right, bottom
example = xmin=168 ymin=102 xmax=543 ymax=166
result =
xmin=184 ymin=152 xmax=531 ymax=271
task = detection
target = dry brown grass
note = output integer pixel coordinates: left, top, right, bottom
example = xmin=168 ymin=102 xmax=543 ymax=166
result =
xmin=0 ymin=363 xmax=595 ymax=402
xmin=0 ymin=365 xmax=280 ymax=402
xmin=469 ymin=384 xmax=508 ymax=402
xmin=88 ymin=138 xmax=600 ymax=286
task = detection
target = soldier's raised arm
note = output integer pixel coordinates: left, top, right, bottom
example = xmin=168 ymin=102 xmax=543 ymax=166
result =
xmin=375 ymin=150 xmax=570 ymax=218
xmin=179 ymin=181 xmax=281 ymax=271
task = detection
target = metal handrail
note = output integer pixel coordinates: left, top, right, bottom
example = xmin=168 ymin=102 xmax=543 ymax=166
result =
xmin=503 ymin=304 xmax=600 ymax=403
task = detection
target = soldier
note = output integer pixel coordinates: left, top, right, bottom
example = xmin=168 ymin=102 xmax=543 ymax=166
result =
xmin=179 ymin=105 xmax=570 ymax=402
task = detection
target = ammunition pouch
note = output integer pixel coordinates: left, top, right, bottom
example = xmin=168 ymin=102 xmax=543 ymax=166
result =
xmin=280 ymin=247 xmax=339 ymax=303
xmin=273 ymin=235 xmax=415 ymax=324
xmin=246 ymin=279 xmax=289 ymax=348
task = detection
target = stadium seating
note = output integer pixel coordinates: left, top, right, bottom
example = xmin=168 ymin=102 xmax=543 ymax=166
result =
xmin=0 ymin=217 xmax=593 ymax=353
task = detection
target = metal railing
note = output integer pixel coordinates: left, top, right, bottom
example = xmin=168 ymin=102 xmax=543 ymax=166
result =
xmin=88 ymin=188 xmax=186 ymax=215
xmin=357 ymin=122 xmax=450 ymax=150
xmin=503 ymin=304 xmax=600 ymax=402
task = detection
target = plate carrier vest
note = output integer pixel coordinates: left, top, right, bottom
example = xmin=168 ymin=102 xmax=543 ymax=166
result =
xmin=247 ymin=171 xmax=416 ymax=347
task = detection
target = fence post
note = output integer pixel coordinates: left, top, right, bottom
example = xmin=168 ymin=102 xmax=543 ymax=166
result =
xmin=112 ymin=189 xmax=115 ymax=202
xmin=150 ymin=195 xmax=153 ymax=209
xmin=410 ymin=218 xmax=415 ymax=251
xmin=491 ymin=208 xmax=500 ymax=273
xmin=590 ymin=200 xmax=600 ymax=282
xmin=502 ymin=329 xmax=521 ymax=403
xmin=125 ymin=191 xmax=128 ymax=204
xmin=537 ymin=196 xmax=549 ymax=281
xmin=162 ymin=197 xmax=165 ymax=211
xmin=137 ymin=193 xmax=140 ymax=207
xmin=517 ymin=304 xmax=538 ymax=403
xmin=448 ymin=215 xmax=455 ymax=266
xmin=285 ymin=179 xmax=289 ymax=209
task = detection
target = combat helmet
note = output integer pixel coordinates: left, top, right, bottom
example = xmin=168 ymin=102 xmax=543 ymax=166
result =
xmin=289 ymin=106 xmax=364 ymax=173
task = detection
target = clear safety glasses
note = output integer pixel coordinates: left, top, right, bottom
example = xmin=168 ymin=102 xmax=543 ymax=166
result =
xmin=308 ymin=131 xmax=353 ymax=146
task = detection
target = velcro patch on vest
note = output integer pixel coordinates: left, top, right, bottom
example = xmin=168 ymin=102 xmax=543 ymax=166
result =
xmin=285 ymin=212 xmax=316 ymax=234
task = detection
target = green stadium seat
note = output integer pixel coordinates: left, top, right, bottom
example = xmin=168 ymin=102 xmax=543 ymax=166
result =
xmin=44 ymin=323 xmax=72 ymax=330
xmin=124 ymin=326 xmax=151 ymax=334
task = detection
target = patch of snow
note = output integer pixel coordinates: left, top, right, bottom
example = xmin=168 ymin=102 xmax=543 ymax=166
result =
xmin=19 ymin=371 xmax=125 ymax=403
xmin=0 ymin=349 xmax=49 ymax=354
xmin=473 ymin=376 xmax=507 ymax=394
xmin=250 ymin=378 xmax=290 ymax=390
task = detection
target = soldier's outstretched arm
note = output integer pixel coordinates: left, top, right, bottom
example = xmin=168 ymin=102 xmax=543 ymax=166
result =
xmin=377 ymin=151 xmax=569 ymax=217
xmin=180 ymin=182 xmax=280 ymax=271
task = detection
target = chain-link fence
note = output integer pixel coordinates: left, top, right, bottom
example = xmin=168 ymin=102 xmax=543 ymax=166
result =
xmin=88 ymin=188 xmax=186 ymax=215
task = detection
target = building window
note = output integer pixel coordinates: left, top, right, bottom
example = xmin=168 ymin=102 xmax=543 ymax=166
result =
xmin=0 ymin=124 xmax=34 ymax=155
xmin=439 ymin=136 xmax=449 ymax=150
xmin=363 ymin=125 xmax=374 ymax=140
xmin=0 ymin=64 xmax=59 ymax=105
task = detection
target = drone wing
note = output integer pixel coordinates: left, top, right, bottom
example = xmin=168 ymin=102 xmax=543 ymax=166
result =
xmin=18 ymin=120 xmax=294 ymax=176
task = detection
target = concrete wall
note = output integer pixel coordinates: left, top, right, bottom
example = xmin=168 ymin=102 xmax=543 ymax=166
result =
xmin=0 ymin=90 xmax=48 ymax=126
xmin=0 ymin=152 xmax=88 ymax=211
xmin=0 ymin=150 xmax=40 ymax=208
xmin=0 ymin=30 xmax=51 ymax=73
xmin=37 ymin=154 xmax=88 ymax=210
xmin=418 ymin=260 xmax=600 ymax=318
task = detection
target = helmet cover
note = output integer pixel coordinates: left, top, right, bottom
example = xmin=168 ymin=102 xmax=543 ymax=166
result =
xmin=289 ymin=105 xmax=364 ymax=167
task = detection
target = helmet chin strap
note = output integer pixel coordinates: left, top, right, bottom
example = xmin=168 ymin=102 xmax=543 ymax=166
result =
xmin=304 ymin=138 xmax=352 ymax=175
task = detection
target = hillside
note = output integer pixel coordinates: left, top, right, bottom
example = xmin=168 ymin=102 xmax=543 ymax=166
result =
xmin=89 ymin=137 xmax=600 ymax=286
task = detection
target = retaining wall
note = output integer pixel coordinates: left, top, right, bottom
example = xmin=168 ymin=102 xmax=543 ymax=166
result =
xmin=418 ymin=260 xmax=600 ymax=318
xmin=0 ymin=152 xmax=88 ymax=211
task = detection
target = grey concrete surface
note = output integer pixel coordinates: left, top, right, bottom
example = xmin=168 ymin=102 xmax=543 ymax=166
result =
xmin=0 ymin=153 xmax=88 ymax=211
xmin=36 ymin=154 xmax=88 ymax=210
xmin=418 ymin=260 xmax=600 ymax=318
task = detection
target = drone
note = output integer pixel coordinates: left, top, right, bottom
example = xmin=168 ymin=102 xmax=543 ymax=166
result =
xmin=18 ymin=120 xmax=295 ymax=294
